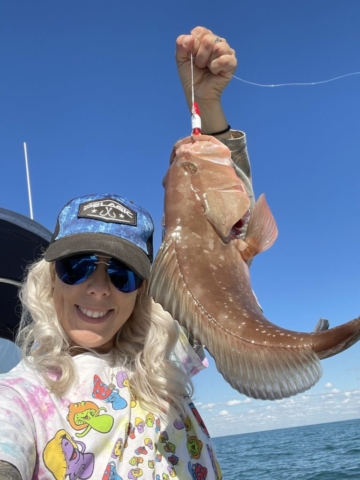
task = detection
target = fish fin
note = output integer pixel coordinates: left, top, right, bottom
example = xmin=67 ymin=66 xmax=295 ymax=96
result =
xmin=206 ymin=327 xmax=323 ymax=400
xmin=148 ymin=235 xmax=187 ymax=325
xmin=313 ymin=318 xmax=330 ymax=332
xmin=311 ymin=317 xmax=360 ymax=359
xmin=204 ymin=188 xmax=250 ymax=238
xmin=240 ymin=193 xmax=278 ymax=261
xmin=149 ymin=235 xmax=323 ymax=400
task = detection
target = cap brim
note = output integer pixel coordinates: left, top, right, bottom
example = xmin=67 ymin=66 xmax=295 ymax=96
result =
xmin=44 ymin=233 xmax=151 ymax=279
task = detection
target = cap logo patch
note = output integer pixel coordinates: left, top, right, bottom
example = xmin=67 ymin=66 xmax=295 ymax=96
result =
xmin=78 ymin=199 xmax=137 ymax=225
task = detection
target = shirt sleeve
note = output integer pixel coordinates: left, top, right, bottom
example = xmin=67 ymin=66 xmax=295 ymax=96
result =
xmin=0 ymin=385 xmax=36 ymax=480
xmin=221 ymin=130 xmax=255 ymax=241
xmin=221 ymin=130 xmax=254 ymax=207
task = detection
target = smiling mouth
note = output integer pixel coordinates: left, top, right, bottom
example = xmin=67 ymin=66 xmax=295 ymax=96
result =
xmin=70 ymin=447 xmax=77 ymax=461
xmin=78 ymin=306 xmax=108 ymax=318
xmin=76 ymin=305 xmax=112 ymax=321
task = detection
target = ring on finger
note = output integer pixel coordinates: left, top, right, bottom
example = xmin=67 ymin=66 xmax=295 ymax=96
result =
xmin=214 ymin=37 xmax=222 ymax=44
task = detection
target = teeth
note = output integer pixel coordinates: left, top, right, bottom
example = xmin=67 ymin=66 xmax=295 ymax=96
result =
xmin=79 ymin=307 xmax=108 ymax=318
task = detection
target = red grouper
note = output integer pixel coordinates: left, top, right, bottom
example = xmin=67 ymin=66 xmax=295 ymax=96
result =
xmin=149 ymin=134 xmax=360 ymax=400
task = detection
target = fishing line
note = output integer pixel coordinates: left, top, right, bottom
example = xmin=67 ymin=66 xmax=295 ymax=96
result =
xmin=190 ymin=53 xmax=201 ymax=135
xmin=232 ymin=71 xmax=360 ymax=88
xmin=190 ymin=53 xmax=195 ymax=106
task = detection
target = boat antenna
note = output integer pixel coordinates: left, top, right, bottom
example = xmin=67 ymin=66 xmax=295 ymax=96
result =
xmin=23 ymin=142 xmax=34 ymax=219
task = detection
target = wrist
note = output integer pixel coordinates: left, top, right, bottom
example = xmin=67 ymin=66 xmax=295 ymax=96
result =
xmin=203 ymin=125 xmax=231 ymax=137
xmin=194 ymin=100 xmax=230 ymax=139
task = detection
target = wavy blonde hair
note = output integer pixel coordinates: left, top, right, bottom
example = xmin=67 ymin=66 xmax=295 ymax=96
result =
xmin=17 ymin=257 xmax=193 ymax=418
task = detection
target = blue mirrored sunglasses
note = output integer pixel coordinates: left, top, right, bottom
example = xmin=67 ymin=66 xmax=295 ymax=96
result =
xmin=55 ymin=254 xmax=143 ymax=293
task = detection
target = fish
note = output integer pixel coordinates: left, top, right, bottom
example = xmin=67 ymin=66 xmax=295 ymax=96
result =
xmin=149 ymin=134 xmax=360 ymax=400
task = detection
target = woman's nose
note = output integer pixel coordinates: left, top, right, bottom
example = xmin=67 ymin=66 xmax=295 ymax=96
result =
xmin=85 ymin=262 xmax=111 ymax=297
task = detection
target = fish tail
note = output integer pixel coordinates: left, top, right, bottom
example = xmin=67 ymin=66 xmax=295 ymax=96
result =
xmin=310 ymin=317 xmax=360 ymax=359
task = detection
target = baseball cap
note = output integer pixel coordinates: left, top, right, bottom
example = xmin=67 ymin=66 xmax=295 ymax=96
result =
xmin=45 ymin=194 xmax=154 ymax=279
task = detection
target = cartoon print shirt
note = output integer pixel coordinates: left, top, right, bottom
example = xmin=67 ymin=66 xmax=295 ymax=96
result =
xmin=0 ymin=352 xmax=222 ymax=480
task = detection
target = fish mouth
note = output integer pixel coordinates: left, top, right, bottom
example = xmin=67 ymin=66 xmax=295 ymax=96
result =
xmin=230 ymin=210 xmax=250 ymax=238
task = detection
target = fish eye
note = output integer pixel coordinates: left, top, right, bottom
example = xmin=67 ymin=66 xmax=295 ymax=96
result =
xmin=182 ymin=162 xmax=197 ymax=174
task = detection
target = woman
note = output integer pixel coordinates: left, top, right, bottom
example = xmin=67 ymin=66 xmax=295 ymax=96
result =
xmin=0 ymin=27 xmax=253 ymax=479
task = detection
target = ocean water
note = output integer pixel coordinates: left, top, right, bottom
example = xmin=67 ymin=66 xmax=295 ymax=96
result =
xmin=213 ymin=418 xmax=360 ymax=479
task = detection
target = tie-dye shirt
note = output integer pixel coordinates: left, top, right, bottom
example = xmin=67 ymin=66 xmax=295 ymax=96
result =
xmin=0 ymin=350 xmax=222 ymax=480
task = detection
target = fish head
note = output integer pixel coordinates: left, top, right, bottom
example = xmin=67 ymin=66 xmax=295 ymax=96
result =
xmin=167 ymin=135 xmax=251 ymax=240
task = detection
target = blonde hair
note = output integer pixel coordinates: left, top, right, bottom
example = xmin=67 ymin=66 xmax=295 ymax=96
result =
xmin=17 ymin=258 xmax=193 ymax=418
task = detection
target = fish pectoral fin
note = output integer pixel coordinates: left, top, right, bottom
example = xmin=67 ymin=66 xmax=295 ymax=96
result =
xmin=204 ymin=189 xmax=250 ymax=239
xmin=241 ymin=193 xmax=278 ymax=261
xmin=148 ymin=234 xmax=212 ymax=367
xmin=148 ymin=235 xmax=188 ymax=329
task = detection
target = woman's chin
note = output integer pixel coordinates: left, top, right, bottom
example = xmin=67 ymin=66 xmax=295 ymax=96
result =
xmin=69 ymin=332 xmax=114 ymax=353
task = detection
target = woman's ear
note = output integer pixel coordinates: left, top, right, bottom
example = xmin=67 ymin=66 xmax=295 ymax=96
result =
xmin=136 ymin=278 xmax=148 ymax=298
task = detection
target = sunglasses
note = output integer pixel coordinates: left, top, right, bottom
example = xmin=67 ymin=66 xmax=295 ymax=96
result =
xmin=55 ymin=254 xmax=143 ymax=293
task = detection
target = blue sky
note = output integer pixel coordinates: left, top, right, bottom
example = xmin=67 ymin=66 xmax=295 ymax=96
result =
xmin=0 ymin=1 xmax=359 ymax=437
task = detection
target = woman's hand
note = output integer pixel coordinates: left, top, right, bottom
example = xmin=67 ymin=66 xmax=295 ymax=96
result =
xmin=176 ymin=26 xmax=237 ymax=136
